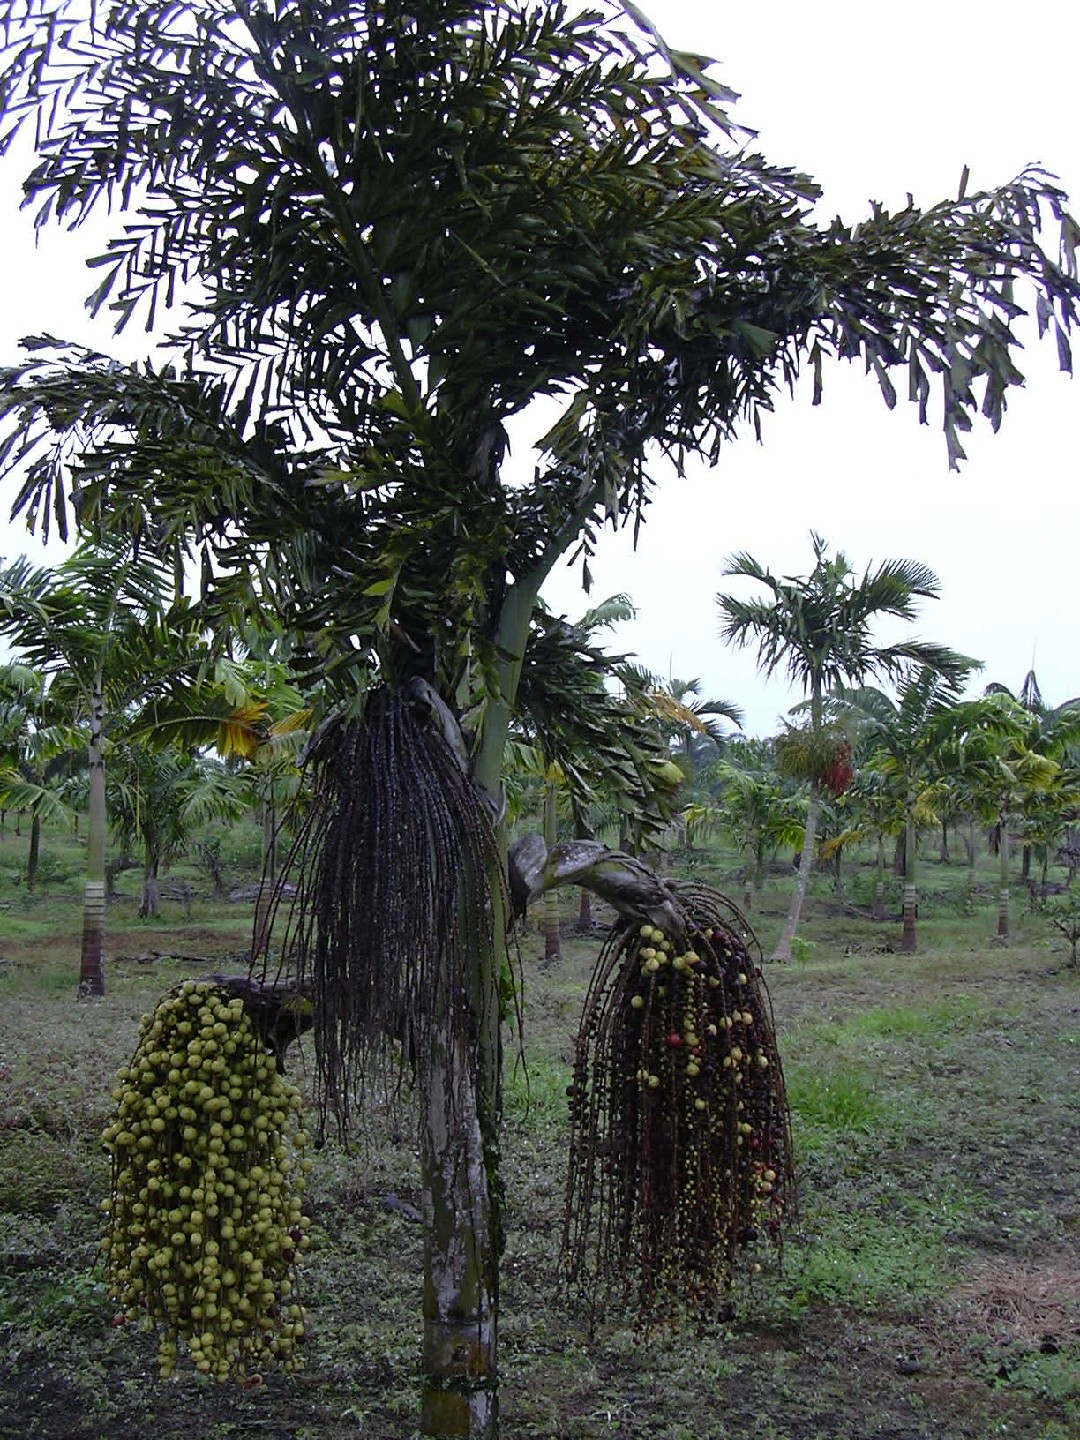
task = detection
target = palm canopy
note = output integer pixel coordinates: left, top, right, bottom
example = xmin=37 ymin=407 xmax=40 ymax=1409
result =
xmin=1 ymin=2 xmax=1078 ymax=707
xmin=717 ymin=532 xmax=970 ymax=707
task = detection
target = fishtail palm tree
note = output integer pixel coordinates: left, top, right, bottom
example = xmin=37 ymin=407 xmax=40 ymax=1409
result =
xmin=3 ymin=1 xmax=1080 ymax=1430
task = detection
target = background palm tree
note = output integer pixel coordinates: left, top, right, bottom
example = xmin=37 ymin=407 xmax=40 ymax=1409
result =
xmin=717 ymin=533 xmax=967 ymax=960
xmin=847 ymin=663 xmax=979 ymax=949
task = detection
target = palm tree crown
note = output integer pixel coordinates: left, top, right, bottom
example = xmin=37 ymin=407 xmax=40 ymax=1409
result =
xmin=717 ymin=531 xmax=965 ymax=707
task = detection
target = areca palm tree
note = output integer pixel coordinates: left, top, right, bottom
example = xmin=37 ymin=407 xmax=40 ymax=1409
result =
xmin=0 ymin=545 xmax=270 ymax=993
xmin=848 ymin=663 xmax=979 ymax=949
xmin=952 ymin=693 xmax=1080 ymax=940
xmin=0 ymin=660 xmax=79 ymax=889
xmin=107 ymin=743 xmax=251 ymax=917
xmin=652 ymin=677 xmax=745 ymax=766
xmin=984 ymin=670 xmax=1080 ymax=879
xmin=717 ymin=534 xmax=968 ymax=959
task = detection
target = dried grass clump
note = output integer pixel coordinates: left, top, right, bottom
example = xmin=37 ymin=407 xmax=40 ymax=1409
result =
xmin=952 ymin=1255 xmax=1080 ymax=1344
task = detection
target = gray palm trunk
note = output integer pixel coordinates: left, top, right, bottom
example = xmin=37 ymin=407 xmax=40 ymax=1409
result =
xmin=997 ymin=815 xmax=1011 ymax=940
xmin=873 ymin=833 xmax=887 ymax=921
xmin=415 ymin=577 xmax=540 ymax=1437
xmin=540 ymin=782 xmax=562 ymax=967
xmin=901 ymin=807 xmax=918 ymax=953
xmin=26 ymin=809 xmax=42 ymax=891
xmin=772 ymin=685 xmax=823 ymax=962
xmin=772 ymin=783 xmax=820 ymax=961
xmin=78 ymin=678 xmax=107 ymax=998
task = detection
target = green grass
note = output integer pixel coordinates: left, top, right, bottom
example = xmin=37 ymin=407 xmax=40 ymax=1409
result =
xmin=0 ymin=824 xmax=1078 ymax=1438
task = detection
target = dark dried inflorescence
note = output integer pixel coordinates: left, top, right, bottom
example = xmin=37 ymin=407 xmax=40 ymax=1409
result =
xmin=563 ymin=882 xmax=792 ymax=1323
xmin=260 ymin=683 xmax=504 ymax=1138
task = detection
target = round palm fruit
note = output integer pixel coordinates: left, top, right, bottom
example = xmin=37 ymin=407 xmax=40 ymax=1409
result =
xmin=101 ymin=980 xmax=311 ymax=1381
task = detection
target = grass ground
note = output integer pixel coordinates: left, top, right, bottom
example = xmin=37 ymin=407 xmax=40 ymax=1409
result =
xmin=0 ymin=830 xmax=1077 ymax=1439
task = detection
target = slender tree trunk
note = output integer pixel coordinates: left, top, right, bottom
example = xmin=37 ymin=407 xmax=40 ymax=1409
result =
xmin=997 ymin=815 xmax=1010 ymax=941
xmin=772 ymin=782 xmax=820 ymax=962
xmin=892 ymin=832 xmax=905 ymax=876
xmin=873 ymin=833 xmax=886 ymax=921
xmin=26 ymin=809 xmax=42 ymax=892
xmin=753 ymin=842 xmax=766 ymax=896
xmin=773 ymin=684 xmax=823 ymax=962
xmin=574 ymin=884 xmax=593 ymax=934
xmin=939 ymin=818 xmax=950 ymax=864
xmin=415 ymin=576 xmax=540 ymax=1438
xmin=901 ymin=808 xmax=918 ymax=953
xmin=1021 ymin=842 xmax=1032 ymax=882
xmin=140 ymin=860 xmax=160 ymax=919
xmin=78 ymin=678 xmax=107 ymax=998
xmin=540 ymin=782 xmax=561 ymax=968
xmin=419 ymin=990 xmax=498 ymax=1438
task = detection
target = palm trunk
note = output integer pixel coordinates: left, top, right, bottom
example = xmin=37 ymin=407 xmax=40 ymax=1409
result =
xmin=997 ymin=815 xmax=1010 ymax=941
xmin=772 ymin=782 xmax=819 ymax=962
xmin=78 ymin=678 xmax=107 ymax=999
xmin=415 ymin=577 xmax=540 ymax=1438
xmin=419 ymin=992 xmax=498 ymax=1438
xmin=901 ymin=808 xmax=918 ymax=953
xmin=140 ymin=859 xmax=160 ymax=919
xmin=26 ymin=809 xmax=42 ymax=892
xmin=574 ymin=884 xmax=593 ymax=934
xmin=772 ymin=684 xmax=822 ymax=962
xmin=872 ymin=833 xmax=886 ymax=921
xmin=540 ymin=782 xmax=562 ymax=968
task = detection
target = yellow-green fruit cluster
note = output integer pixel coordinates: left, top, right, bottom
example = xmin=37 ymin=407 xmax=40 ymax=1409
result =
xmin=101 ymin=981 xmax=312 ymax=1381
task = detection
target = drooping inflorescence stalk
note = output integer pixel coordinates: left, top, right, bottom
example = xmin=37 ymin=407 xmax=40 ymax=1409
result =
xmin=564 ymin=883 xmax=792 ymax=1323
xmin=264 ymin=682 xmax=506 ymax=1138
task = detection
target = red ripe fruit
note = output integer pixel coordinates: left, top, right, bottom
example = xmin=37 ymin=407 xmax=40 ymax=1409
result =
xmin=666 ymin=1032 xmax=683 ymax=1048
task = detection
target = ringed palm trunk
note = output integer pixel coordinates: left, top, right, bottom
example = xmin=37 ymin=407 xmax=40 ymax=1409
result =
xmin=873 ymin=833 xmax=887 ymax=921
xmin=997 ymin=814 xmax=1011 ymax=940
xmin=540 ymin=782 xmax=562 ymax=967
xmin=772 ymin=780 xmax=820 ymax=962
xmin=78 ymin=678 xmax=107 ymax=998
xmin=772 ymin=685 xmax=822 ymax=962
xmin=26 ymin=808 xmax=42 ymax=892
xmin=416 ymin=577 xmax=538 ymax=1437
xmin=574 ymin=883 xmax=593 ymax=934
xmin=901 ymin=807 xmax=918 ymax=953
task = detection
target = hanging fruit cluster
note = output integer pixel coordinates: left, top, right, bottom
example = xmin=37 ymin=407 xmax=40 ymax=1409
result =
xmin=776 ymin=727 xmax=855 ymax=797
xmin=820 ymin=742 xmax=855 ymax=797
xmin=564 ymin=883 xmax=792 ymax=1322
xmin=100 ymin=980 xmax=312 ymax=1381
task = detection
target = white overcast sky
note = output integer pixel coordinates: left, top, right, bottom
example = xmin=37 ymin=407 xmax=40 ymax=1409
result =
xmin=1 ymin=0 xmax=1078 ymax=734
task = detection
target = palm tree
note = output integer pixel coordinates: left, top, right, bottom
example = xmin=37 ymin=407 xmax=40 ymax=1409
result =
xmin=0 ymin=661 xmax=82 ymax=890
xmin=107 ymin=743 xmax=251 ymax=917
xmin=685 ymin=761 xmax=804 ymax=906
xmin=952 ymin=693 xmax=1080 ymax=940
xmin=984 ymin=670 xmax=1080 ymax=880
xmin=848 ymin=664 xmax=979 ymax=949
xmin=0 ymin=545 xmax=267 ymax=992
xmin=4 ymin=1 xmax=1079 ymax=1429
xmin=651 ymin=677 xmax=744 ymax=766
xmin=0 ymin=546 xmax=189 ymax=994
xmin=717 ymin=534 xmax=967 ymax=959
